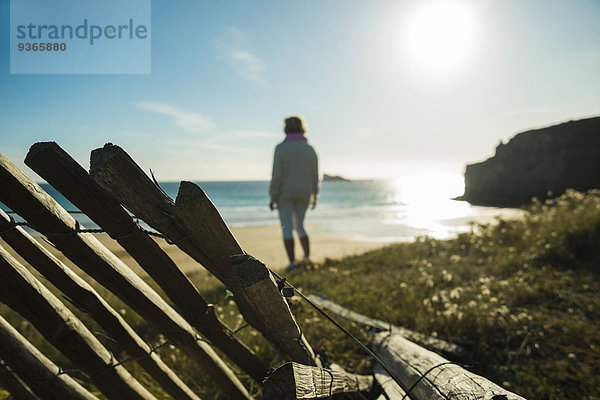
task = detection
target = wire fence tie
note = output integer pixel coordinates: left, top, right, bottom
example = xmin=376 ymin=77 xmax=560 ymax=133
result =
xmin=230 ymin=323 xmax=250 ymax=336
xmin=195 ymin=334 xmax=213 ymax=347
xmin=0 ymin=214 xmax=29 ymax=236
xmin=113 ymin=220 xmax=141 ymax=240
xmin=44 ymin=221 xmax=81 ymax=237
xmin=165 ymin=233 xmax=192 ymax=246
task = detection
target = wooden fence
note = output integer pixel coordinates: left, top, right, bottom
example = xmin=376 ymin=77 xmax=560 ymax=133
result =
xmin=0 ymin=142 xmax=526 ymax=400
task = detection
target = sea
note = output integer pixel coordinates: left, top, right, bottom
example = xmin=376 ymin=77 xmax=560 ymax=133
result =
xmin=3 ymin=175 xmax=523 ymax=242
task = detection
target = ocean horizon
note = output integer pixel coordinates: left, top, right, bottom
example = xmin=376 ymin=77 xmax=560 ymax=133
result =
xmin=2 ymin=176 xmax=524 ymax=242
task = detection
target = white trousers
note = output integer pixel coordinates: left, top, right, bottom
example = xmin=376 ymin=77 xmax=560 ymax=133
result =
xmin=277 ymin=196 xmax=309 ymax=239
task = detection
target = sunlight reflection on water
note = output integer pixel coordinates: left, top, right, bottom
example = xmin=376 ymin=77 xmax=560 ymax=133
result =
xmin=315 ymin=173 xmax=524 ymax=241
xmin=7 ymin=179 xmax=524 ymax=242
xmin=388 ymin=173 xmax=471 ymax=236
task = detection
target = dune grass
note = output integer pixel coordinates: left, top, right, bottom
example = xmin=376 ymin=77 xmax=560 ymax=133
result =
xmin=1 ymin=189 xmax=599 ymax=399
xmin=281 ymin=189 xmax=600 ymax=399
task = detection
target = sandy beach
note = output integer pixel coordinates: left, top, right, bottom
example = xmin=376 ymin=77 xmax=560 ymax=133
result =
xmin=231 ymin=225 xmax=388 ymax=269
xmin=2 ymin=225 xmax=389 ymax=284
xmin=2 ymin=205 xmax=527 ymax=283
xmin=109 ymin=224 xmax=388 ymax=274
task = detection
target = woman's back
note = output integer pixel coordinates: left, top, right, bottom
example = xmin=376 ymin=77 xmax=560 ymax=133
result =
xmin=273 ymin=140 xmax=318 ymax=199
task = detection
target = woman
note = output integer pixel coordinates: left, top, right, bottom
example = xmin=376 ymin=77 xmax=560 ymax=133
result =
xmin=269 ymin=115 xmax=319 ymax=272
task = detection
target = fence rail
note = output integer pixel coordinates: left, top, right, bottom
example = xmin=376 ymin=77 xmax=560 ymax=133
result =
xmin=26 ymin=142 xmax=267 ymax=383
xmin=90 ymin=144 xmax=318 ymax=366
xmin=0 ymin=209 xmax=201 ymax=400
xmin=0 ymin=150 xmax=251 ymax=400
xmin=0 ymin=142 xmax=527 ymax=400
xmin=0 ymin=314 xmax=98 ymax=400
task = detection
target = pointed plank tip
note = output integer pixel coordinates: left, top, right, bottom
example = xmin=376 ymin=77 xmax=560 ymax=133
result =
xmin=25 ymin=142 xmax=59 ymax=165
xmin=89 ymin=143 xmax=122 ymax=174
xmin=175 ymin=181 xmax=208 ymax=206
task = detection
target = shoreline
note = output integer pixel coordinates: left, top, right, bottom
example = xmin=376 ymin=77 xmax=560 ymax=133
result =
xmin=4 ymin=225 xmax=389 ymax=281
xmin=3 ymin=205 xmax=526 ymax=281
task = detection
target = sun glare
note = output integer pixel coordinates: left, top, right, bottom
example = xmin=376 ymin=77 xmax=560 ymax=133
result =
xmin=403 ymin=1 xmax=478 ymax=75
xmin=386 ymin=172 xmax=470 ymax=238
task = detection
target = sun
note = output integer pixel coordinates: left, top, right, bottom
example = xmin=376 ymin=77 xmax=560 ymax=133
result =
xmin=403 ymin=1 xmax=478 ymax=75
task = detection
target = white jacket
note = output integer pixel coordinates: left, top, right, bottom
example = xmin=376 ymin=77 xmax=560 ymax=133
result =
xmin=269 ymin=140 xmax=319 ymax=202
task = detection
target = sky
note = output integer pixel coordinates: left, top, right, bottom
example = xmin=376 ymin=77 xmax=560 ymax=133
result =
xmin=0 ymin=0 xmax=599 ymax=182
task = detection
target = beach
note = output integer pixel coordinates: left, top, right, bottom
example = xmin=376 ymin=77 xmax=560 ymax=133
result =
xmin=104 ymin=224 xmax=388 ymax=274
xmin=3 ymin=179 xmax=526 ymax=280
xmin=114 ymin=224 xmax=387 ymax=273
xmin=2 ymin=224 xmax=389 ymax=284
xmin=230 ymin=225 xmax=388 ymax=269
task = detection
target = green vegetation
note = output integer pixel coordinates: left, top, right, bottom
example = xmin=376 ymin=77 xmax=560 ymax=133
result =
xmin=1 ymin=189 xmax=599 ymax=399
xmin=284 ymin=189 xmax=600 ymax=399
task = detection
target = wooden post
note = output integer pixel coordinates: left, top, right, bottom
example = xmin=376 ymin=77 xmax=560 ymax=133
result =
xmin=89 ymin=143 xmax=226 ymax=281
xmin=0 ymin=210 xmax=202 ymax=400
xmin=373 ymin=364 xmax=406 ymax=400
xmin=0 ymin=152 xmax=252 ymax=400
xmin=175 ymin=182 xmax=317 ymax=365
xmin=0 ymin=363 xmax=40 ymax=400
xmin=0 ymin=245 xmax=157 ymax=400
xmin=261 ymin=362 xmax=373 ymax=400
xmin=89 ymin=144 xmax=318 ymax=365
xmin=372 ymin=332 xmax=526 ymax=400
xmin=229 ymin=254 xmax=317 ymax=365
xmin=0 ymin=315 xmax=98 ymax=400
xmin=307 ymin=295 xmax=468 ymax=360
xmin=25 ymin=141 xmax=268 ymax=382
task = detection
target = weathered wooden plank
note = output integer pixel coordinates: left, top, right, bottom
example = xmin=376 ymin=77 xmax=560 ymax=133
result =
xmin=328 ymin=363 xmax=379 ymax=400
xmin=262 ymin=362 xmax=374 ymax=400
xmin=373 ymin=363 xmax=406 ymax=400
xmin=89 ymin=144 xmax=317 ymax=365
xmin=89 ymin=143 xmax=215 ymax=272
xmin=0 ymin=209 xmax=202 ymax=400
xmin=176 ymin=182 xmax=317 ymax=365
xmin=0 ymin=362 xmax=40 ymax=400
xmin=25 ymin=141 xmax=267 ymax=382
xmin=372 ymin=332 xmax=526 ymax=400
xmin=230 ymin=254 xmax=318 ymax=365
xmin=0 ymin=315 xmax=97 ymax=400
xmin=0 ymin=152 xmax=252 ymax=400
xmin=0 ymin=245 xmax=156 ymax=400
xmin=305 ymin=296 xmax=393 ymax=332
xmin=307 ymin=295 xmax=468 ymax=360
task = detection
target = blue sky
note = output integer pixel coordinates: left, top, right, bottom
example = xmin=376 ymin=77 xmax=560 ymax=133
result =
xmin=1 ymin=0 xmax=599 ymax=181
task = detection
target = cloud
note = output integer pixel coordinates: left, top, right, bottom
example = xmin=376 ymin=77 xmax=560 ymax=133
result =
xmin=191 ymin=139 xmax=245 ymax=152
xmin=134 ymin=101 xmax=276 ymax=154
xmin=233 ymin=130 xmax=279 ymax=138
xmin=136 ymin=101 xmax=213 ymax=135
xmin=216 ymin=27 xmax=266 ymax=85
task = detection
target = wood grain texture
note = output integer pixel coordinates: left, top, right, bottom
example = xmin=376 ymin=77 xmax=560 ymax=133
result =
xmin=0 ymin=151 xmax=252 ymax=400
xmin=0 ymin=245 xmax=156 ymax=400
xmin=230 ymin=255 xmax=317 ymax=365
xmin=90 ymin=143 xmax=215 ymax=272
xmin=0 ymin=209 xmax=202 ymax=400
xmin=26 ymin=141 xmax=267 ymax=383
xmin=89 ymin=144 xmax=316 ymax=366
xmin=372 ymin=332 xmax=526 ymax=400
xmin=0 ymin=315 xmax=98 ymax=400
xmin=175 ymin=181 xmax=317 ymax=365
xmin=262 ymin=362 xmax=373 ymax=400
xmin=373 ymin=363 xmax=406 ymax=400
xmin=307 ymin=295 xmax=468 ymax=360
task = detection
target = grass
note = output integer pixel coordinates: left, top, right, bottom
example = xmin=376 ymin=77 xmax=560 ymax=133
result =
xmin=1 ymin=189 xmax=599 ymax=399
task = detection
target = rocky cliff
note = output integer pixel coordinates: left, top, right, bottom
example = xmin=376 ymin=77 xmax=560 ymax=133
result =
xmin=458 ymin=116 xmax=600 ymax=207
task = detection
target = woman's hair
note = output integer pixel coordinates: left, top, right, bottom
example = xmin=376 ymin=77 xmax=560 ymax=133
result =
xmin=284 ymin=115 xmax=307 ymax=134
